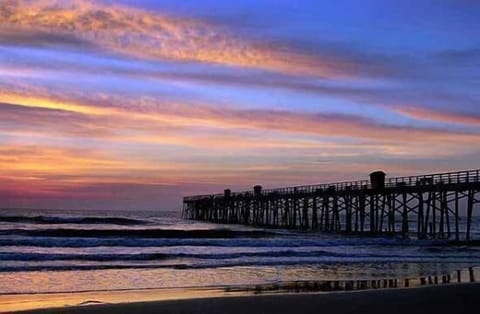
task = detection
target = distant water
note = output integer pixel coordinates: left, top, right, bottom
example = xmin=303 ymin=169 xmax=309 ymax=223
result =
xmin=0 ymin=208 xmax=480 ymax=295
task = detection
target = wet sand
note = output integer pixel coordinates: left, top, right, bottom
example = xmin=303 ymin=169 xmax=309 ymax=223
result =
xmin=11 ymin=283 xmax=480 ymax=314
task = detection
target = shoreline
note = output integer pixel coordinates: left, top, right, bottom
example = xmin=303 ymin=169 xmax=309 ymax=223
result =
xmin=8 ymin=283 xmax=480 ymax=314
xmin=2 ymin=268 xmax=478 ymax=313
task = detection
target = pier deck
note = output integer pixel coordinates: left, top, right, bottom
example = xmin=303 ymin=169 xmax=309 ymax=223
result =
xmin=183 ymin=169 xmax=480 ymax=241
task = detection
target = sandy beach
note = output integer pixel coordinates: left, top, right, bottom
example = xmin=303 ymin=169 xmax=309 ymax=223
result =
xmin=10 ymin=283 xmax=480 ymax=314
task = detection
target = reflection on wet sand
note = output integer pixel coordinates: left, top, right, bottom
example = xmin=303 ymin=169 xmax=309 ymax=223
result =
xmin=227 ymin=266 xmax=478 ymax=295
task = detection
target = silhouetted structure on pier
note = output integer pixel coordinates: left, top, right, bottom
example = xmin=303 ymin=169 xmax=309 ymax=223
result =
xmin=183 ymin=169 xmax=480 ymax=241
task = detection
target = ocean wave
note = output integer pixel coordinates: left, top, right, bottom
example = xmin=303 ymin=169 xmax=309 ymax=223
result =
xmin=0 ymin=228 xmax=274 ymax=238
xmin=0 ymin=236 xmax=444 ymax=249
xmin=0 ymin=215 xmax=149 ymax=225
xmin=0 ymin=249 xmax=350 ymax=261
xmin=2 ymin=249 xmax=479 ymax=262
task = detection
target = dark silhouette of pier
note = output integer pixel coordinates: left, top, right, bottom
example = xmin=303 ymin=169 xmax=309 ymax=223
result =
xmin=183 ymin=169 xmax=480 ymax=241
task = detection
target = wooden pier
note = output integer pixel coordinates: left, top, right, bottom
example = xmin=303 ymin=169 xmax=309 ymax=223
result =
xmin=183 ymin=169 xmax=480 ymax=241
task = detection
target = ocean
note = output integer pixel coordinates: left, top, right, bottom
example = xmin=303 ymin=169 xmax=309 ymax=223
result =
xmin=1 ymin=208 xmax=479 ymax=296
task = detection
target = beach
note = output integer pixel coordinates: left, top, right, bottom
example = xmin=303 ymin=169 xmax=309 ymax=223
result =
xmin=11 ymin=283 xmax=480 ymax=314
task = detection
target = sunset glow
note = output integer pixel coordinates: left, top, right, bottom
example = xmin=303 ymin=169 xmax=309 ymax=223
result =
xmin=1 ymin=0 xmax=479 ymax=210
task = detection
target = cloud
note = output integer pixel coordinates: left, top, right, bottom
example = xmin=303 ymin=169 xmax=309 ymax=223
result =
xmin=0 ymin=101 xmax=115 ymax=137
xmin=0 ymin=27 xmax=95 ymax=49
xmin=0 ymin=0 xmax=392 ymax=78
xmin=391 ymin=105 xmax=480 ymax=126
xmin=2 ymin=87 xmax=480 ymax=146
xmin=4 ymin=48 xmax=478 ymax=124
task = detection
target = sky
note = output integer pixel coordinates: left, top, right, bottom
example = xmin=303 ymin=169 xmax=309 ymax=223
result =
xmin=0 ymin=0 xmax=479 ymax=211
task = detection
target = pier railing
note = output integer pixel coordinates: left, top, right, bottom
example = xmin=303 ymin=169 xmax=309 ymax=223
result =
xmin=184 ymin=169 xmax=480 ymax=201
xmin=385 ymin=169 xmax=480 ymax=188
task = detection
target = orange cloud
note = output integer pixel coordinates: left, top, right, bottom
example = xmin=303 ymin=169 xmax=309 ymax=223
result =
xmin=2 ymin=87 xmax=480 ymax=146
xmin=392 ymin=105 xmax=480 ymax=126
xmin=0 ymin=0 xmax=373 ymax=77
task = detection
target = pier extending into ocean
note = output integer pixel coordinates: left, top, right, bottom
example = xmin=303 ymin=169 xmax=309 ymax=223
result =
xmin=183 ymin=169 xmax=480 ymax=241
